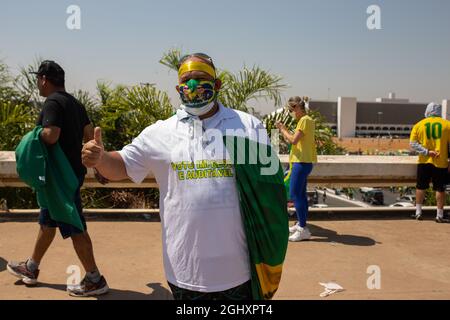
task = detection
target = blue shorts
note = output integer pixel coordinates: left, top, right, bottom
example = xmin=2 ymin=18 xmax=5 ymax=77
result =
xmin=38 ymin=176 xmax=87 ymax=239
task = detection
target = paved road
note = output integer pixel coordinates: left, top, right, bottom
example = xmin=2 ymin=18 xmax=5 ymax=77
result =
xmin=1 ymin=219 xmax=450 ymax=300
xmin=316 ymin=188 xmax=413 ymax=208
xmin=352 ymin=189 xmax=403 ymax=206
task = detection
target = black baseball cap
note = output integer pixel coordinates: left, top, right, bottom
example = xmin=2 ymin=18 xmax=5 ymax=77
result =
xmin=31 ymin=60 xmax=65 ymax=83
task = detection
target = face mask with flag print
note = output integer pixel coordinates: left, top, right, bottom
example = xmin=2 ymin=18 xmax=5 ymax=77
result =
xmin=178 ymin=79 xmax=217 ymax=116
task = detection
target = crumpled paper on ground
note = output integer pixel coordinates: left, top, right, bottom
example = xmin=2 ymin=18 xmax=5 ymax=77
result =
xmin=319 ymin=282 xmax=345 ymax=297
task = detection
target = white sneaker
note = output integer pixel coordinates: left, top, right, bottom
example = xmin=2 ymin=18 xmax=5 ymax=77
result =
xmin=289 ymin=227 xmax=312 ymax=242
xmin=289 ymin=222 xmax=300 ymax=233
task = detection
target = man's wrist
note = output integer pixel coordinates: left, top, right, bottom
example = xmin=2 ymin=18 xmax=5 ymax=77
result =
xmin=93 ymin=167 xmax=109 ymax=185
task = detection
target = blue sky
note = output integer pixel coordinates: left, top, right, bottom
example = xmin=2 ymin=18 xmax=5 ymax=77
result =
xmin=1 ymin=0 xmax=449 ymax=114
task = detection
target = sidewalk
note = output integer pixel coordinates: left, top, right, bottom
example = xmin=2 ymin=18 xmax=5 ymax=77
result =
xmin=1 ymin=219 xmax=450 ymax=300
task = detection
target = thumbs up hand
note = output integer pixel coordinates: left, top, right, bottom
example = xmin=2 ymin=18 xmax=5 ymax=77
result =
xmin=82 ymin=127 xmax=105 ymax=168
xmin=94 ymin=127 xmax=103 ymax=146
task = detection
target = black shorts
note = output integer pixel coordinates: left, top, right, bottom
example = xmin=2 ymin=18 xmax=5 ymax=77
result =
xmin=416 ymin=164 xmax=448 ymax=192
xmin=38 ymin=176 xmax=87 ymax=239
xmin=168 ymin=280 xmax=253 ymax=301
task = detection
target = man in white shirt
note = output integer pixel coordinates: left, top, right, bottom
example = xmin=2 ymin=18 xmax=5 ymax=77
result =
xmin=82 ymin=53 xmax=272 ymax=300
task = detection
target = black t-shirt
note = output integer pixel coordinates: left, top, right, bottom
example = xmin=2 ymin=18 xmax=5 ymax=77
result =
xmin=37 ymin=91 xmax=91 ymax=177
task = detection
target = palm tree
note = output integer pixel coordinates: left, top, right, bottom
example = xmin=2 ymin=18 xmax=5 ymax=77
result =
xmin=95 ymin=82 xmax=173 ymax=150
xmin=159 ymin=48 xmax=182 ymax=71
xmin=0 ymin=60 xmax=36 ymax=150
xmin=0 ymin=60 xmax=10 ymax=88
xmin=96 ymin=81 xmax=114 ymax=106
xmin=0 ymin=60 xmax=15 ymax=103
xmin=72 ymin=89 xmax=102 ymax=127
xmin=14 ymin=58 xmax=44 ymax=110
xmin=0 ymin=101 xmax=34 ymax=150
xmin=219 ymin=66 xmax=287 ymax=113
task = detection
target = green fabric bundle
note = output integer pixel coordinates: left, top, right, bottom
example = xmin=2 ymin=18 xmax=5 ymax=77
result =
xmin=15 ymin=126 xmax=84 ymax=231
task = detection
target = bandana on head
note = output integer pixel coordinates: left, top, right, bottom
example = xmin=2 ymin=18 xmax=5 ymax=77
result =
xmin=177 ymin=59 xmax=218 ymax=115
xmin=178 ymin=61 xmax=216 ymax=79
xmin=425 ymin=102 xmax=442 ymax=118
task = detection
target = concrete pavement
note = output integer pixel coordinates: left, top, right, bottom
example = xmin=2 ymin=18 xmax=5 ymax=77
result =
xmin=1 ymin=219 xmax=450 ymax=300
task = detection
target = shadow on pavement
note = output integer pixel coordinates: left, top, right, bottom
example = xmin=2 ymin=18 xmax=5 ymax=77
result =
xmin=98 ymin=283 xmax=173 ymax=300
xmin=14 ymin=280 xmax=173 ymax=300
xmin=0 ymin=257 xmax=7 ymax=272
xmin=308 ymin=224 xmax=379 ymax=246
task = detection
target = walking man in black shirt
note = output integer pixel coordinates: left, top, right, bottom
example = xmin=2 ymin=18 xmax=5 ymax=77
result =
xmin=7 ymin=61 xmax=109 ymax=297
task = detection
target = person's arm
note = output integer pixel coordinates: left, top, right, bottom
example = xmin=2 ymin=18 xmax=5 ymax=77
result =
xmin=39 ymin=100 xmax=62 ymax=145
xmin=82 ymin=127 xmax=128 ymax=181
xmin=410 ymin=141 xmax=438 ymax=157
xmin=95 ymin=151 xmax=128 ymax=181
xmin=40 ymin=126 xmax=61 ymax=145
xmin=276 ymin=122 xmax=304 ymax=145
xmin=82 ymin=117 xmax=112 ymax=183
xmin=409 ymin=140 xmax=429 ymax=156
xmin=409 ymin=124 xmax=439 ymax=157
xmin=281 ymin=127 xmax=303 ymax=145
xmin=448 ymin=142 xmax=450 ymax=173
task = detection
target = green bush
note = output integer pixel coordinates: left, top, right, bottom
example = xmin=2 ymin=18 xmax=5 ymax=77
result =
xmin=81 ymin=188 xmax=159 ymax=209
xmin=97 ymin=83 xmax=174 ymax=150
xmin=424 ymin=188 xmax=450 ymax=206
xmin=0 ymin=188 xmax=38 ymax=209
xmin=0 ymin=101 xmax=35 ymax=150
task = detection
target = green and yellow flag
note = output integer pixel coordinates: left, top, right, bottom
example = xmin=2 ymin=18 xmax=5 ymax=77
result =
xmin=224 ymin=135 xmax=289 ymax=300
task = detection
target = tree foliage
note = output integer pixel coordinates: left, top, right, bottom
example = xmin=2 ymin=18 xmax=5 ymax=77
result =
xmin=0 ymin=101 xmax=34 ymax=150
xmin=0 ymin=52 xmax=345 ymax=210
xmin=95 ymin=83 xmax=174 ymax=150
xmin=0 ymin=60 xmax=35 ymax=150
xmin=13 ymin=58 xmax=44 ymax=112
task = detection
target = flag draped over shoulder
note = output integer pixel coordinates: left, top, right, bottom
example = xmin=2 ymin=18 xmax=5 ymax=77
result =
xmin=284 ymin=162 xmax=293 ymax=200
xmin=223 ymin=135 xmax=289 ymax=300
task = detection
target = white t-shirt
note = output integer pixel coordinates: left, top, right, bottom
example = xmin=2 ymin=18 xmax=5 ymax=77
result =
xmin=118 ymin=103 xmax=266 ymax=292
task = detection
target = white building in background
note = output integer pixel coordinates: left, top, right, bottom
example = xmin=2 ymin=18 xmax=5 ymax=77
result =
xmin=308 ymin=93 xmax=450 ymax=138
xmin=443 ymin=100 xmax=450 ymax=120
xmin=337 ymin=97 xmax=356 ymax=138
xmin=375 ymin=92 xmax=410 ymax=104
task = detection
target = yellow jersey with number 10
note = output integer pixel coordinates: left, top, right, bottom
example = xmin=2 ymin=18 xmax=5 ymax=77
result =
xmin=410 ymin=117 xmax=450 ymax=168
